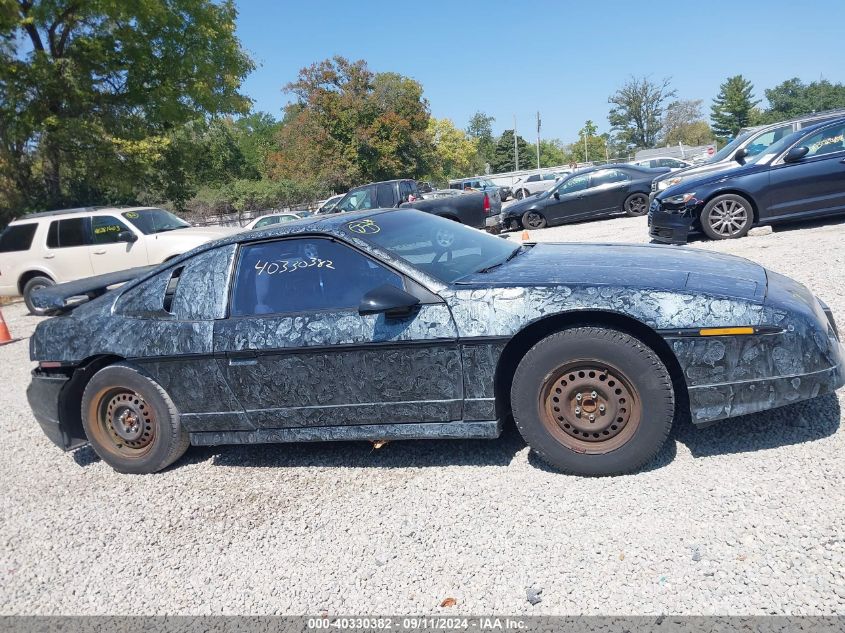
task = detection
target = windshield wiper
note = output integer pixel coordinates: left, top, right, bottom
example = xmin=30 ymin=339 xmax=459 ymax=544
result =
xmin=476 ymin=245 xmax=526 ymax=274
xmin=156 ymin=225 xmax=187 ymax=233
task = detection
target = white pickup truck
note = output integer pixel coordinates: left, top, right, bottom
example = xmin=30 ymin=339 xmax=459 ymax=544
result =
xmin=0 ymin=206 xmax=235 ymax=313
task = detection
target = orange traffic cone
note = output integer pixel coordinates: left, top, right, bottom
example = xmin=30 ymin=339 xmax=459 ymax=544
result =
xmin=521 ymin=229 xmax=530 ymax=241
xmin=0 ymin=308 xmax=13 ymax=346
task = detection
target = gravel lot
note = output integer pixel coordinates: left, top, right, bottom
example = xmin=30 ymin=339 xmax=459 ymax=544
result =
xmin=2 ymin=213 xmax=845 ymax=615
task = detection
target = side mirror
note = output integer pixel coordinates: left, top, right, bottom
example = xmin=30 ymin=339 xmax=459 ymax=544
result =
xmin=359 ymin=284 xmax=420 ymax=319
xmin=783 ymin=146 xmax=810 ymax=163
xmin=553 ymin=192 xmax=560 ymax=200
xmin=118 ymin=230 xmax=138 ymax=243
xmin=734 ymin=148 xmax=748 ymax=164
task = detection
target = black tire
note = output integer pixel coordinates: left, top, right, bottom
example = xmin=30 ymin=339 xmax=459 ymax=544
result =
xmin=522 ymin=210 xmax=547 ymax=229
xmin=81 ymin=363 xmax=190 ymax=474
xmin=516 ymin=188 xmax=529 ymax=200
xmin=22 ymin=275 xmax=54 ymax=315
xmin=511 ymin=327 xmax=674 ymax=476
xmin=623 ymin=193 xmax=649 ymax=217
xmin=700 ymin=194 xmax=753 ymax=240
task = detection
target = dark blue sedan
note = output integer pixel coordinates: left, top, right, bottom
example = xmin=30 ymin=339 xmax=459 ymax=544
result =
xmin=649 ymin=117 xmax=845 ymax=244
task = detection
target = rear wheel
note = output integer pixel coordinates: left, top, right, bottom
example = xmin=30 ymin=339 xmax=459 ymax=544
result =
xmin=516 ymin=188 xmax=529 ymax=200
xmin=81 ymin=363 xmax=190 ymax=474
xmin=700 ymin=194 xmax=753 ymax=240
xmin=623 ymin=193 xmax=649 ymax=217
xmin=22 ymin=275 xmax=55 ymax=315
xmin=522 ymin=210 xmax=547 ymax=229
xmin=511 ymin=327 xmax=674 ymax=475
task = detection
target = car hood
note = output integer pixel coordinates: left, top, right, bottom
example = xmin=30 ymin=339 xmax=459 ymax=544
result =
xmin=457 ymin=242 xmax=767 ymax=302
xmin=659 ymin=162 xmax=770 ymax=198
xmin=655 ymin=159 xmax=742 ymax=185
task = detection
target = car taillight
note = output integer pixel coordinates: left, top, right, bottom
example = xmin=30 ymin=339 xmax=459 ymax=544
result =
xmin=483 ymin=193 xmax=491 ymax=214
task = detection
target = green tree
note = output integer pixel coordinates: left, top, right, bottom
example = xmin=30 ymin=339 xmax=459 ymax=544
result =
xmin=231 ymin=112 xmax=282 ymax=179
xmin=762 ymin=78 xmax=845 ymax=122
xmin=491 ymin=129 xmax=533 ymax=172
xmin=0 ymin=0 xmax=254 ymax=220
xmin=466 ymin=111 xmax=496 ymax=166
xmin=567 ymin=120 xmax=609 ymax=164
xmin=428 ymin=118 xmax=478 ymax=182
xmin=271 ymin=57 xmax=433 ymax=191
xmin=608 ymin=76 xmax=676 ymax=149
xmin=711 ymin=75 xmax=760 ymax=138
xmin=662 ymin=99 xmax=714 ymax=145
xmin=538 ymin=139 xmax=567 ymax=167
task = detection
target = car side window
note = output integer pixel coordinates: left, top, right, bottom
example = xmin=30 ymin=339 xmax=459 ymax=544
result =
xmin=230 ymin=238 xmax=404 ymax=317
xmin=542 ymin=174 xmax=557 ymax=181
xmin=46 ymin=218 xmax=88 ymax=248
xmin=254 ymin=217 xmax=280 ymax=229
xmin=558 ymin=174 xmax=590 ymax=194
xmin=526 ymin=175 xmax=539 ymax=182
xmin=376 ymin=183 xmax=398 ymax=207
xmin=0 ymin=223 xmax=37 ymax=252
xmin=398 ymin=181 xmax=414 ymax=203
xmin=92 ymin=216 xmax=132 ymax=244
xmin=802 ymin=124 xmax=845 ymax=158
xmin=590 ymin=170 xmax=629 ymax=187
xmin=745 ymin=125 xmax=792 ymax=157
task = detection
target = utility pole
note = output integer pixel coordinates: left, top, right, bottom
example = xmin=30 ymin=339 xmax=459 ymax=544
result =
xmin=583 ymin=131 xmax=588 ymax=164
xmin=536 ymin=111 xmax=541 ymax=171
xmin=513 ymin=114 xmax=519 ymax=171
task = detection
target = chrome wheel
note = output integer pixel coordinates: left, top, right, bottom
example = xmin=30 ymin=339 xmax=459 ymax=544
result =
xmin=707 ymin=199 xmax=749 ymax=237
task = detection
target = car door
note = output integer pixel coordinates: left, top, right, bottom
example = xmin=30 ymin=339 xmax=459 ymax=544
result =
xmin=763 ymin=121 xmax=845 ymax=221
xmin=89 ymin=214 xmax=149 ymax=275
xmin=213 ymin=235 xmax=463 ymax=430
xmin=44 ymin=217 xmax=94 ymax=283
xmin=585 ymin=169 xmax=632 ymax=216
xmin=542 ymin=173 xmax=593 ymax=223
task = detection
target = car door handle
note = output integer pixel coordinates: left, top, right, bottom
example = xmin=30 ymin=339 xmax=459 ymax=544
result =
xmin=43 ymin=254 xmax=55 ymax=259
xmin=93 ymin=249 xmax=106 ymax=255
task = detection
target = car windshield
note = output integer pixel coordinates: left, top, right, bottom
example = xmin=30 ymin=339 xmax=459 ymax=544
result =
xmin=344 ymin=210 xmax=519 ymax=284
xmin=706 ymin=129 xmax=756 ymax=163
xmin=121 ymin=209 xmax=190 ymax=235
xmin=746 ymin=129 xmax=807 ymax=165
xmin=334 ymin=188 xmax=374 ymax=213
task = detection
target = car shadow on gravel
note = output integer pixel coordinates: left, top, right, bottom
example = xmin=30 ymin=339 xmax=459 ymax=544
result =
xmin=675 ymin=394 xmax=841 ymax=459
xmin=185 ymin=421 xmax=528 ymax=470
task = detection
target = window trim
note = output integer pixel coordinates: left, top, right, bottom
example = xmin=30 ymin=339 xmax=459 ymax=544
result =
xmin=225 ymin=234 xmax=412 ymax=320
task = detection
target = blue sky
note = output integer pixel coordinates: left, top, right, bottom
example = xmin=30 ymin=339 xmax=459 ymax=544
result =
xmin=234 ymin=0 xmax=845 ymax=142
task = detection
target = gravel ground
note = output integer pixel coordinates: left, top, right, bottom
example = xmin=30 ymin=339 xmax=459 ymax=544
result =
xmin=2 ymin=214 xmax=845 ymax=616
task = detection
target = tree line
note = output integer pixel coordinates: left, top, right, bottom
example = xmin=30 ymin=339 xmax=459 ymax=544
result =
xmin=2 ymin=1 xmax=844 ymax=226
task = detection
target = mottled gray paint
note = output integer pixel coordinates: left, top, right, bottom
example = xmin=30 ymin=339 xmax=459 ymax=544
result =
xmin=28 ymin=208 xmax=844 ymax=453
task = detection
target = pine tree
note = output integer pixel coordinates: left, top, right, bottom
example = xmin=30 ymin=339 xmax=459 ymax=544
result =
xmin=491 ymin=130 xmax=533 ymax=173
xmin=711 ymin=75 xmax=760 ymax=138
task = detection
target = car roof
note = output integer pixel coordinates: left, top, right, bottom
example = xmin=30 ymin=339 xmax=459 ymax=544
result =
xmin=11 ymin=206 xmax=164 ymax=223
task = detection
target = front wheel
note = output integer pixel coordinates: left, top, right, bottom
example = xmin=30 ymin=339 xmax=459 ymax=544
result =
xmin=516 ymin=189 xmax=529 ymax=200
xmin=623 ymin=193 xmax=649 ymax=217
xmin=23 ymin=275 xmax=55 ymax=315
xmin=511 ymin=327 xmax=674 ymax=476
xmin=700 ymin=194 xmax=753 ymax=240
xmin=81 ymin=363 xmax=190 ymax=474
xmin=521 ymin=210 xmax=547 ymax=230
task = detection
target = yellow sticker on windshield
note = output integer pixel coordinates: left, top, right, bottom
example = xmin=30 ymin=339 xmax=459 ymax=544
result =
xmin=124 ymin=212 xmax=139 ymax=219
xmin=347 ymin=218 xmax=380 ymax=234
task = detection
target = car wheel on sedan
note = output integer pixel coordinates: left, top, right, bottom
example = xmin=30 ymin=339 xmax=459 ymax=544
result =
xmin=516 ymin=189 xmax=528 ymax=200
xmin=510 ymin=327 xmax=674 ymax=476
xmin=700 ymin=194 xmax=753 ymax=240
xmin=623 ymin=193 xmax=650 ymax=217
xmin=22 ymin=275 xmax=55 ymax=315
xmin=81 ymin=363 xmax=190 ymax=474
xmin=521 ymin=210 xmax=547 ymax=230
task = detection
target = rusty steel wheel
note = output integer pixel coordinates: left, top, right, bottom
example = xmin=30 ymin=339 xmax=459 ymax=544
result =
xmin=510 ymin=327 xmax=674 ymax=476
xmin=81 ymin=363 xmax=189 ymax=474
xmin=89 ymin=387 xmax=157 ymax=458
xmin=539 ymin=361 xmax=641 ymax=454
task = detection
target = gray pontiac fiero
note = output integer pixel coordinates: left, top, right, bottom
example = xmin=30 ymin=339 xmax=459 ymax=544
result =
xmin=27 ymin=209 xmax=844 ymax=475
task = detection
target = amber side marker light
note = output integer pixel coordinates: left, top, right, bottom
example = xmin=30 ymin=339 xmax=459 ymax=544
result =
xmin=699 ymin=327 xmax=756 ymax=336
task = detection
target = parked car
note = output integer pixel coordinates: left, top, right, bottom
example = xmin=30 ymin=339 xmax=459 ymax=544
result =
xmin=332 ymin=178 xmax=501 ymax=230
xmin=449 ymin=177 xmax=511 ymax=201
xmin=511 ymin=172 xmax=564 ymax=200
xmin=243 ymin=212 xmax=303 ymax=231
xmin=631 ymin=157 xmax=692 ymax=171
xmin=27 ymin=208 xmax=843 ymax=476
xmin=0 ymin=206 xmax=234 ymax=313
xmin=650 ymin=109 xmax=845 ymax=202
xmin=649 ymin=117 xmax=845 ymax=244
xmin=502 ymin=165 xmax=670 ymax=230
xmin=317 ymin=194 xmax=344 ymax=215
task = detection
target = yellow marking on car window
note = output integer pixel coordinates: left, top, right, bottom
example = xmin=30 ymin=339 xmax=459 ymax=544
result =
xmin=699 ymin=327 xmax=755 ymax=336
xmin=124 ymin=212 xmax=140 ymax=219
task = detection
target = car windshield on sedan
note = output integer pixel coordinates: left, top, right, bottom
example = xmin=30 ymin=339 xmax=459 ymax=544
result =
xmin=121 ymin=209 xmax=190 ymax=234
xmin=745 ymin=129 xmax=807 ymax=166
xmin=346 ymin=210 xmax=520 ymax=284
xmin=705 ymin=129 xmax=756 ymax=164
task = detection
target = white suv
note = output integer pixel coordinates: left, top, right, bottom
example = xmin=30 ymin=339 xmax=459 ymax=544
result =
xmin=0 ymin=206 xmax=235 ymax=313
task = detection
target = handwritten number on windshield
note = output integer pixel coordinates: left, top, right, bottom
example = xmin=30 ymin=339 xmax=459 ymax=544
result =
xmin=255 ymin=258 xmax=335 ymax=275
